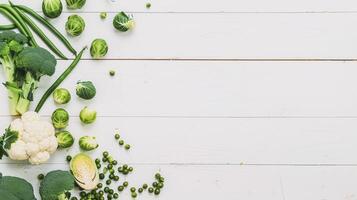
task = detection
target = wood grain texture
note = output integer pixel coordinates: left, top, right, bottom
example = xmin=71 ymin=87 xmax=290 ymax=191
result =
xmin=0 ymin=116 xmax=356 ymax=164
xmin=13 ymin=0 xmax=357 ymax=12
xmin=1 ymin=164 xmax=357 ymax=200
xmin=2 ymin=60 xmax=357 ymax=117
xmin=2 ymin=12 xmax=357 ymax=59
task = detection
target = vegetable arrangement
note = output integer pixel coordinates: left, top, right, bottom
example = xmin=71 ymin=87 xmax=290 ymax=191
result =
xmin=0 ymin=0 xmax=165 ymax=199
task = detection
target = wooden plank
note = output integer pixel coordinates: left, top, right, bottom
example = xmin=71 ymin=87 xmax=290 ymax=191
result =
xmin=1 ymin=164 xmax=357 ymax=199
xmin=0 ymin=116 xmax=357 ymax=164
xmin=2 ymin=13 xmax=357 ymax=59
xmin=2 ymin=60 xmax=357 ymax=117
xmin=13 ymin=0 xmax=357 ymax=12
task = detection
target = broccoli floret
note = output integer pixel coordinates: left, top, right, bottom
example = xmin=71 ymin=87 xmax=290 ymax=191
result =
xmin=14 ymin=47 xmax=57 ymax=114
xmin=39 ymin=170 xmax=75 ymax=200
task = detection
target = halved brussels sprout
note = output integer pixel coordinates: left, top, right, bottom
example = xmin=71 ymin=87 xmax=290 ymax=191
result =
xmin=113 ymin=12 xmax=135 ymax=32
xmin=42 ymin=0 xmax=63 ymax=18
xmin=65 ymin=15 xmax=85 ymax=37
xmin=79 ymin=136 xmax=98 ymax=151
xmin=66 ymin=0 xmax=86 ymax=9
xmin=76 ymin=81 xmax=96 ymax=100
xmin=56 ymin=131 xmax=74 ymax=148
xmin=52 ymin=108 xmax=69 ymax=129
xmin=90 ymin=39 xmax=108 ymax=59
xmin=70 ymin=153 xmax=99 ymax=190
xmin=53 ymin=88 xmax=71 ymax=104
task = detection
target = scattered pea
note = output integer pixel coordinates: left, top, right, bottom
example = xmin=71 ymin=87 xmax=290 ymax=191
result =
xmin=138 ymin=188 xmax=143 ymax=193
xmin=100 ymin=12 xmax=107 ymax=19
xmin=119 ymin=140 xmax=124 ymax=145
xmin=66 ymin=155 xmax=72 ymax=162
xmin=154 ymin=188 xmax=160 ymax=195
xmin=131 ymin=192 xmax=137 ymax=198
xmin=146 ymin=2 xmax=151 ymax=8
xmin=123 ymin=181 xmax=129 ymax=187
xmin=106 ymin=180 xmax=112 ymax=185
xmin=114 ymin=133 xmax=120 ymax=139
xmin=148 ymin=187 xmax=154 ymax=193
xmin=117 ymin=186 xmax=124 ymax=192
xmin=130 ymin=187 xmax=136 ymax=192
xmin=125 ymin=144 xmax=131 ymax=150
xmin=142 ymin=184 xmax=148 ymax=189
xmin=37 ymin=174 xmax=44 ymax=180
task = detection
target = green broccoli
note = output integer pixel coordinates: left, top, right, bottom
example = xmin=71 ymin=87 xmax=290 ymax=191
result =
xmin=0 ymin=30 xmax=28 ymax=115
xmin=39 ymin=170 xmax=75 ymax=200
xmin=0 ymin=30 xmax=57 ymax=115
xmin=15 ymin=47 xmax=57 ymax=114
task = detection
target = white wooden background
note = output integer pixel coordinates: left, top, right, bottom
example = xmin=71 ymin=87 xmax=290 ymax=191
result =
xmin=1 ymin=0 xmax=357 ymax=199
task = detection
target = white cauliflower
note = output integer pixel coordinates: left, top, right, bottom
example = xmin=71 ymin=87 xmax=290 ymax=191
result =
xmin=6 ymin=111 xmax=58 ymax=164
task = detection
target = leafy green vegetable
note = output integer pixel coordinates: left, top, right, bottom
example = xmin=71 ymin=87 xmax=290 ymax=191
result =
xmin=66 ymin=0 xmax=86 ymax=9
xmin=65 ymin=14 xmax=85 ymax=37
xmin=76 ymin=81 xmax=96 ymax=100
xmin=42 ymin=0 xmax=63 ymax=18
xmin=0 ymin=128 xmax=18 ymax=159
xmin=113 ymin=12 xmax=135 ymax=32
xmin=90 ymin=38 xmax=108 ymax=59
xmin=0 ymin=173 xmax=36 ymax=200
xmin=39 ymin=170 xmax=75 ymax=200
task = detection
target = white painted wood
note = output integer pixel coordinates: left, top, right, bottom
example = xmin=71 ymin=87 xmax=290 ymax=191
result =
xmin=2 ymin=61 xmax=357 ymax=117
xmin=0 ymin=116 xmax=356 ymax=164
xmin=13 ymin=0 xmax=357 ymax=12
xmin=1 ymin=164 xmax=357 ymax=200
xmin=2 ymin=13 xmax=357 ymax=59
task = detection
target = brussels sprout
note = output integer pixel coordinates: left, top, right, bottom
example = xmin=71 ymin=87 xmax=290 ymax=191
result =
xmin=56 ymin=131 xmax=75 ymax=148
xmin=76 ymin=81 xmax=96 ymax=100
xmin=79 ymin=136 xmax=98 ymax=151
xmin=113 ymin=12 xmax=135 ymax=32
xmin=70 ymin=153 xmax=99 ymax=190
xmin=65 ymin=15 xmax=85 ymax=37
xmin=42 ymin=0 xmax=63 ymax=18
xmin=79 ymin=107 xmax=97 ymax=124
xmin=52 ymin=108 xmax=69 ymax=129
xmin=53 ymin=88 xmax=71 ymax=104
xmin=90 ymin=39 xmax=108 ymax=59
xmin=66 ymin=0 xmax=86 ymax=9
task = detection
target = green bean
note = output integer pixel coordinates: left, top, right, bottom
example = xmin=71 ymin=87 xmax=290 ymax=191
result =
xmin=12 ymin=3 xmax=77 ymax=55
xmin=0 ymin=23 xmax=15 ymax=30
xmin=35 ymin=47 xmax=86 ymax=112
xmin=0 ymin=4 xmax=37 ymax=46
xmin=13 ymin=7 xmax=67 ymax=59
xmin=0 ymin=7 xmax=28 ymax=37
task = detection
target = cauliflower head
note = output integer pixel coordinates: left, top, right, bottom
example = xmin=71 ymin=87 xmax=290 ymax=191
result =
xmin=7 ymin=111 xmax=58 ymax=164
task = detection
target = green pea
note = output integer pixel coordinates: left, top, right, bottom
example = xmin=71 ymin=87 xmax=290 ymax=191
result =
xmin=131 ymin=192 xmax=137 ymax=198
xmin=125 ymin=144 xmax=131 ymax=150
xmin=113 ymin=193 xmax=119 ymax=199
xmin=96 ymin=164 xmax=101 ymax=169
xmin=148 ymin=187 xmax=154 ymax=193
xmin=95 ymin=158 xmax=101 ymax=164
xmin=104 ymin=187 xmax=110 ymax=193
xmin=142 ymin=184 xmax=148 ymax=189
xmin=158 ymin=182 xmax=164 ymax=188
xmin=112 ymin=160 xmax=118 ymax=165
xmin=114 ymin=134 xmax=120 ymax=139
xmin=128 ymin=167 xmax=133 ymax=172
xmin=99 ymin=191 xmax=104 ymax=195
xmin=123 ymin=181 xmax=129 ymax=187
xmin=97 ymin=183 xmax=103 ymax=188
xmin=66 ymin=155 xmax=72 ymax=162
xmin=123 ymin=164 xmax=128 ymax=169
xmin=130 ymin=187 xmax=136 ymax=192
xmin=103 ymin=151 xmax=109 ymax=158
xmin=114 ymin=176 xmax=119 ymax=181
xmin=80 ymin=191 xmax=86 ymax=197
xmin=117 ymin=186 xmax=124 ymax=192
xmin=109 ymin=189 xmax=114 ymax=194
xmin=118 ymin=167 xmax=123 ymax=172
xmin=106 ymin=180 xmax=112 ymax=185
xmin=152 ymin=182 xmax=158 ymax=187
xmin=138 ymin=188 xmax=143 ymax=193
xmin=37 ymin=174 xmax=44 ymax=180
xmin=159 ymin=177 xmax=165 ymax=182
xmin=154 ymin=188 xmax=160 ymax=195
xmin=99 ymin=173 xmax=105 ymax=180
xmin=155 ymin=173 xmax=161 ymax=179
xmin=108 ymin=164 xmax=113 ymax=169
xmin=107 ymin=194 xmax=113 ymax=199
xmin=119 ymin=140 xmax=124 ymax=145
